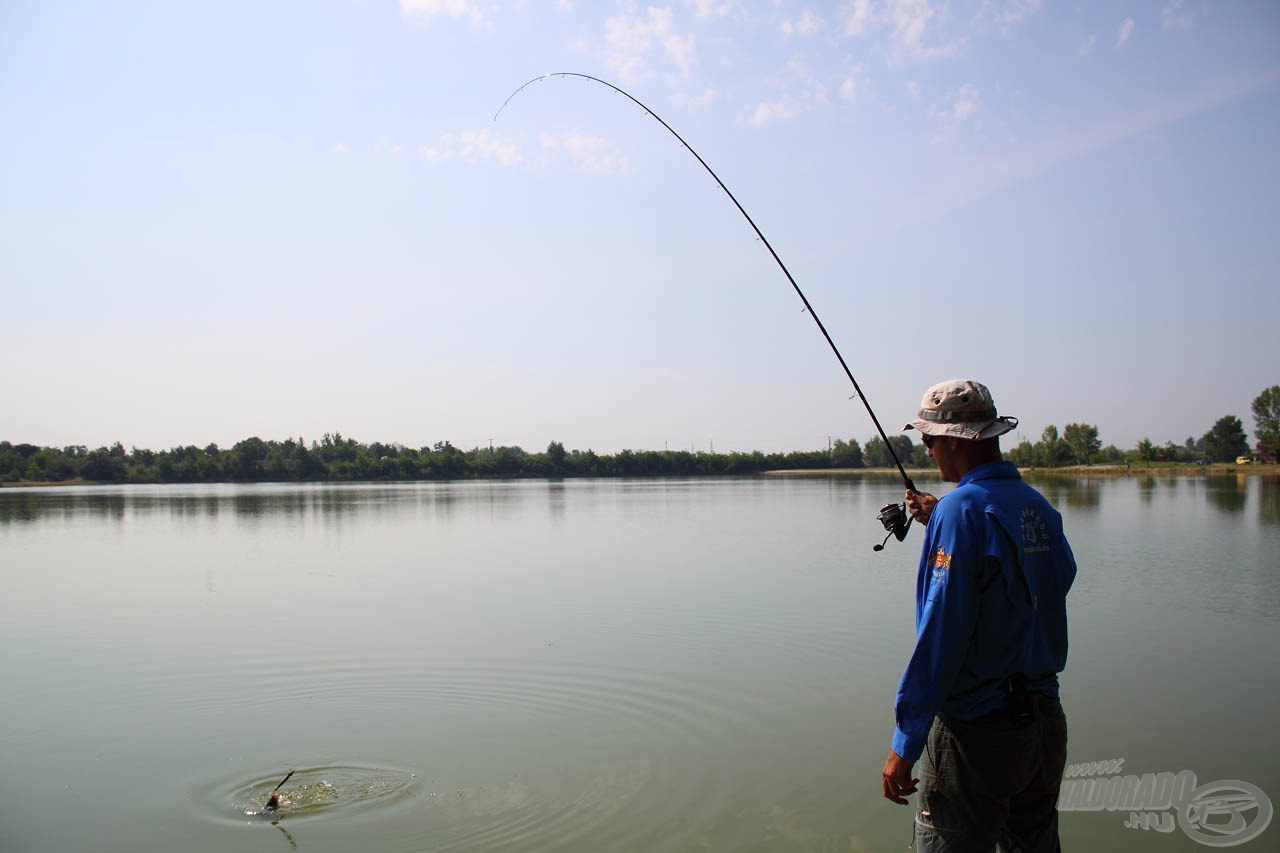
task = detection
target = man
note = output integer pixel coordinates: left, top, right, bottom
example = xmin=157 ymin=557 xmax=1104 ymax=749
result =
xmin=881 ymin=379 xmax=1077 ymax=852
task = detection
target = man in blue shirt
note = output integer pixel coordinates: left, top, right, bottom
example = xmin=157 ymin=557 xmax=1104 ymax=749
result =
xmin=881 ymin=379 xmax=1077 ymax=852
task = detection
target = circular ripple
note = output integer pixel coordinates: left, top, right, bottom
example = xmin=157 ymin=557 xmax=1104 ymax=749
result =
xmin=212 ymin=764 xmax=418 ymax=824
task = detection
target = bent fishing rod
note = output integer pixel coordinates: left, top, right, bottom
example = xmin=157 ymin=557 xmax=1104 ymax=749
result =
xmin=497 ymin=72 xmax=917 ymax=551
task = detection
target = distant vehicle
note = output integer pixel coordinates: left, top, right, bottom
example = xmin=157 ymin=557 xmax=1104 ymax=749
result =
xmin=1194 ymin=459 xmax=1208 ymax=466
xmin=1236 ymin=456 xmax=1253 ymax=465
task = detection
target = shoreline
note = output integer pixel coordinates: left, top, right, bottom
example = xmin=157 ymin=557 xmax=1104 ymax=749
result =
xmin=4 ymin=463 xmax=1277 ymax=488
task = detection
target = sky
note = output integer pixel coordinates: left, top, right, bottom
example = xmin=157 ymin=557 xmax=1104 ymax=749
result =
xmin=1 ymin=0 xmax=1277 ymax=455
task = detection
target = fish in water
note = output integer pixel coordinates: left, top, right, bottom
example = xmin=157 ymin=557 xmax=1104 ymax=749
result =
xmin=247 ymin=769 xmax=294 ymax=817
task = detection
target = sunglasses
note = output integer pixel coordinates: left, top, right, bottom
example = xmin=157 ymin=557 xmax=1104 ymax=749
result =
xmin=922 ymin=434 xmax=936 ymax=450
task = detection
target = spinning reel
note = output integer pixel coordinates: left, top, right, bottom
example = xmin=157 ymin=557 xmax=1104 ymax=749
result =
xmin=873 ymin=501 xmax=913 ymax=552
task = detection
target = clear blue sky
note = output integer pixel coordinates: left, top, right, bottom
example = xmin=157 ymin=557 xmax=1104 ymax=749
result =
xmin=2 ymin=1 xmax=1277 ymax=454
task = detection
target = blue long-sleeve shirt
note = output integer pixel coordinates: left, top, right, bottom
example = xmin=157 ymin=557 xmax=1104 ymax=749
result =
xmin=891 ymin=460 xmax=1077 ymax=762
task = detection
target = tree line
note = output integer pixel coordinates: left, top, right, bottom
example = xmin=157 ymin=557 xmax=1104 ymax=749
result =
xmin=3 ymin=385 xmax=1274 ymax=484
xmin=0 ymin=434 xmax=900 ymax=485
xmin=1004 ymin=385 xmax=1277 ymax=467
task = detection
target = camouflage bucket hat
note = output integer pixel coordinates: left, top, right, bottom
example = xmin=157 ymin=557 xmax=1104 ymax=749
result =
xmin=903 ymin=379 xmax=1019 ymax=440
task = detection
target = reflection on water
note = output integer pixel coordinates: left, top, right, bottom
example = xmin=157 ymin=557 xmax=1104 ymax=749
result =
xmin=1137 ymin=475 xmax=1157 ymax=503
xmin=1259 ymin=476 xmax=1280 ymax=527
xmin=1204 ymin=474 xmax=1248 ymax=514
xmin=1023 ymin=474 xmax=1103 ymax=512
xmin=0 ymin=482 xmax=503 ymax=527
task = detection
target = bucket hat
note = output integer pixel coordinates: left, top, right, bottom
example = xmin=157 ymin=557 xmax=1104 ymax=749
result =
xmin=903 ymin=379 xmax=1018 ymax=440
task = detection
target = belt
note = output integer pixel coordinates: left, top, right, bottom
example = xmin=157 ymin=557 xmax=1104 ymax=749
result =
xmin=950 ymin=692 xmax=1056 ymax=730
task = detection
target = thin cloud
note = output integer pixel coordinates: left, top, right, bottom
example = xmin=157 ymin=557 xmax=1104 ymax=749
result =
xmin=457 ymin=129 xmax=521 ymax=165
xmin=334 ymin=143 xmax=349 ymax=154
xmin=741 ymin=95 xmax=803 ymax=127
xmin=420 ymin=129 xmax=522 ymax=166
xmin=602 ymin=7 xmax=697 ymax=82
xmin=399 ymin=0 xmax=489 ymax=27
xmin=839 ymin=71 xmax=860 ymax=101
xmin=843 ymin=0 xmax=873 ymax=36
xmin=1116 ymin=17 xmax=1135 ymax=48
xmin=539 ymin=131 xmax=632 ymax=176
xmin=952 ymin=83 xmax=979 ymax=121
xmin=683 ymin=0 xmax=734 ymax=20
xmin=839 ymin=63 xmax=867 ymax=101
xmin=976 ymin=0 xmax=1044 ymax=33
xmin=914 ymin=70 xmax=1280 ymax=225
xmin=674 ymin=88 xmax=717 ymax=109
xmin=780 ymin=9 xmax=824 ymax=37
xmin=1077 ymin=34 xmax=1096 ymax=56
xmin=739 ymin=57 xmax=827 ymax=126
xmin=841 ymin=0 xmax=1038 ymax=61
xmin=1162 ymin=0 xmax=1195 ymax=30
xmin=884 ymin=0 xmax=967 ymax=63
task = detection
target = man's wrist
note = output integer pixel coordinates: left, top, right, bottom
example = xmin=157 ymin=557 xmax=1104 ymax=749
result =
xmin=891 ymin=727 xmax=923 ymax=763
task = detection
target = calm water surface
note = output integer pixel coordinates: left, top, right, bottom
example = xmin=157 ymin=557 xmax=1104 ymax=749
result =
xmin=1 ymin=474 xmax=1276 ymax=851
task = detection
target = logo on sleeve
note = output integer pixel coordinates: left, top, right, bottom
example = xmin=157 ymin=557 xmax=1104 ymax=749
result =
xmin=932 ymin=547 xmax=952 ymax=582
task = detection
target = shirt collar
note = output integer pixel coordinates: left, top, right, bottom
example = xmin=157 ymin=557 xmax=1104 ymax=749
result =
xmin=957 ymin=459 xmax=1022 ymax=487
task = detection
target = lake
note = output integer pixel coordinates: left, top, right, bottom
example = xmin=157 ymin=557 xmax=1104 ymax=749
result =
xmin=1 ymin=473 xmax=1276 ymax=852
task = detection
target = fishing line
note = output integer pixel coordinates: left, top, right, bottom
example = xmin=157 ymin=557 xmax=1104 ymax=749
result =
xmin=497 ymin=72 xmax=918 ymax=549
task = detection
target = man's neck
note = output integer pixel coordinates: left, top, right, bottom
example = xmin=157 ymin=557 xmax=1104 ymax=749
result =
xmin=952 ymin=440 xmax=1003 ymax=480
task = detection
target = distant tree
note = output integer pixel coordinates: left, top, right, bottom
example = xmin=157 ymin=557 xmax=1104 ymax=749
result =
xmin=863 ymin=437 xmax=890 ymax=468
xmin=1037 ymin=426 xmax=1072 ymax=467
xmin=1252 ymin=386 xmax=1280 ymax=447
xmin=864 ymin=435 xmax=914 ymax=468
xmin=230 ymin=436 xmax=268 ymax=480
xmin=1062 ymin=423 xmax=1101 ymax=465
xmin=909 ymin=443 xmax=936 ymax=468
xmin=831 ymin=438 xmax=863 ymax=468
xmin=1202 ymin=415 xmax=1249 ymax=462
xmin=1005 ymin=439 xmax=1037 ymax=467
xmin=1136 ymin=438 xmax=1155 ymax=462
xmin=82 ymin=447 xmax=125 ymax=482
xmin=546 ymin=440 xmax=567 ymax=474
xmin=24 ymin=448 xmax=72 ymax=481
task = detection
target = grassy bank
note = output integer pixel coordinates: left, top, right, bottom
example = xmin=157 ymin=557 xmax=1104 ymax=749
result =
xmin=0 ymin=477 xmax=96 ymax=488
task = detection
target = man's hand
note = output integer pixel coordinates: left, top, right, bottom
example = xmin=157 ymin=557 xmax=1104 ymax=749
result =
xmin=905 ymin=489 xmax=937 ymax=525
xmin=882 ymin=750 xmax=919 ymax=805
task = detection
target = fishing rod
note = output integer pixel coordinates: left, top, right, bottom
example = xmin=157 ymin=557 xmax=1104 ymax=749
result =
xmin=497 ymin=72 xmax=917 ymax=551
